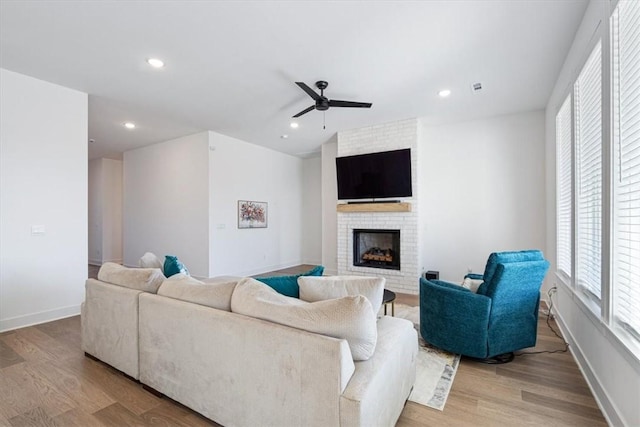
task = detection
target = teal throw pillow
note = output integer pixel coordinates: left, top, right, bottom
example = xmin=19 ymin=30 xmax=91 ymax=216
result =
xmin=256 ymin=265 xmax=324 ymax=298
xmin=164 ymin=255 xmax=189 ymax=278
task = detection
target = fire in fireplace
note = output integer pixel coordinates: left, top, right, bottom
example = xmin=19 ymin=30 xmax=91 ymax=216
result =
xmin=353 ymin=229 xmax=400 ymax=270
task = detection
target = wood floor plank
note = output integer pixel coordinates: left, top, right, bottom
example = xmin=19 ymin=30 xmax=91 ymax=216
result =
xmin=57 ymin=353 xmax=162 ymax=416
xmin=522 ymin=390 xmax=606 ymax=421
xmin=0 ymin=370 xmax=40 ymax=420
xmin=53 ymin=408 xmax=109 ymax=427
xmin=92 ymin=402 xmax=146 ymax=427
xmin=2 ymin=362 xmax=76 ymax=418
xmin=9 ymin=406 xmax=60 ymax=427
xmin=0 ymin=339 xmax=25 ymax=369
xmin=1 ymin=330 xmax=56 ymax=364
xmin=27 ymin=358 xmax=116 ymax=414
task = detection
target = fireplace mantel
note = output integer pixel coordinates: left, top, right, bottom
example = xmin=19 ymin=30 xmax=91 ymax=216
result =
xmin=336 ymin=202 xmax=411 ymax=213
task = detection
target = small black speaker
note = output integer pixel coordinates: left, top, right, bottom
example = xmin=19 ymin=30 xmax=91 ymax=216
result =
xmin=424 ymin=270 xmax=439 ymax=280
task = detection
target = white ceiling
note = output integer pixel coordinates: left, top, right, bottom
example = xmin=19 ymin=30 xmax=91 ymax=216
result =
xmin=0 ymin=0 xmax=588 ymax=160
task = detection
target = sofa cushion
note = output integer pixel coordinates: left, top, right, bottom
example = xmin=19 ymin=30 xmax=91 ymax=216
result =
xmin=97 ymin=262 xmax=165 ymax=293
xmin=298 ymin=276 xmax=385 ymax=315
xmin=138 ymin=252 xmax=164 ymax=272
xmin=164 ymin=255 xmax=189 ymax=277
xmin=231 ymin=278 xmax=377 ymax=361
xmin=255 ymin=265 xmax=324 ymax=298
xmin=158 ymin=274 xmax=238 ymax=311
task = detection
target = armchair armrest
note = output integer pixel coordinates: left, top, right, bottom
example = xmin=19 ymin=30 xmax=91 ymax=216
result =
xmin=464 ymin=273 xmax=484 ymax=280
xmin=419 ymin=278 xmax=492 ymax=358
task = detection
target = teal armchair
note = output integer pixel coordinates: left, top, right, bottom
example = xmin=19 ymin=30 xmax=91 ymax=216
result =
xmin=419 ymin=250 xmax=550 ymax=361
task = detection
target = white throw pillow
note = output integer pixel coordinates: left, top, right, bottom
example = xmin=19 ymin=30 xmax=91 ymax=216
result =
xmin=231 ymin=278 xmax=377 ymax=361
xmin=461 ymin=277 xmax=483 ymax=293
xmin=97 ymin=262 xmax=165 ymax=293
xmin=138 ymin=252 xmax=164 ymax=272
xmin=158 ymin=274 xmax=238 ymax=311
xmin=298 ymin=276 xmax=385 ymax=315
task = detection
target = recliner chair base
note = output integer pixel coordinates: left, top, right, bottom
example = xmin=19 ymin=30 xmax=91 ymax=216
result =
xmin=468 ymin=352 xmax=515 ymax=364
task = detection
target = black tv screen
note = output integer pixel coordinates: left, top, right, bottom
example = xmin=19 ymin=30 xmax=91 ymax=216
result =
xmin=336 ymin=148 xmax=412 ymax=200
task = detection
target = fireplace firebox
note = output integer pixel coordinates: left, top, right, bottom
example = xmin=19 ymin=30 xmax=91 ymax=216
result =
xmin=353 ymin=229 xmax=400 ymax=270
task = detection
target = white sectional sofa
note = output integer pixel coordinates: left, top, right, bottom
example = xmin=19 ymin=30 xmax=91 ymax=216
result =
xmin=81 ymin=263 xmax=418 ymax=427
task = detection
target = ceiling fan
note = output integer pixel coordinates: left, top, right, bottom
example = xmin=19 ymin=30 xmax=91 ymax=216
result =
xmin=292 ymin=80 xmax=372 ymax=118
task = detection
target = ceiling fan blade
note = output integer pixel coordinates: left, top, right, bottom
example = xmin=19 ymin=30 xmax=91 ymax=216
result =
xmin=329 ymin=100 xmax=372 ymax=108
xmin=295 ymin=82 xmax=321 ymax=101
xmin=292 ymin=105 xmax=316 ymax=118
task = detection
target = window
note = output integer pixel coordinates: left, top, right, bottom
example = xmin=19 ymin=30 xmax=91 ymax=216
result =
xmin=574 ymin=42 xmax=603 ymax=302
xmin=556 ymin=95 xmax=573 ymax=278
xmin=611 ymin=0 xmax=640 ymax=341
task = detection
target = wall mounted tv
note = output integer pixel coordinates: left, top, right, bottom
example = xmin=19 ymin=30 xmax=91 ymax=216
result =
xmin=336 ymin=148 xmax=412 ymax=200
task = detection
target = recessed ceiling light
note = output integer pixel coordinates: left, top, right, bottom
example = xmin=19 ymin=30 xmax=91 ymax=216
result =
xmin=146 ymin=58 xmax=165 ymax=68
xmin=281 ymin=134 xmax=289 ymax=139
xmin=290 ymin=122 xmax=299 ymax=129
xmin=124 ymin=122 xmax=136 ymax=129
xmin=438 ymin=89 xmax=451 ymax=98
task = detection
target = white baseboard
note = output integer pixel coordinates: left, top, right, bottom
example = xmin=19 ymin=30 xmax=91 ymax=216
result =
xmin=553 ymin=310 xmax=624 ymax=427
xmin=0 ymin=304 xmax=81 ymax=333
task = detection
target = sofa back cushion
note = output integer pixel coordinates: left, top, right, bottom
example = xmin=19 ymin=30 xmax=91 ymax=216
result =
xmin=231 ymin=278 xmax=377 ymax=361
xmin=157 ymin=274 xmax=238 ymax=311
xmin=98 ymin=262 xmax=165 ymax=293
xmin=298 ymin=276 xmax=385 ymax=315
xmin=255 ymin=265 xmax=324 ymax=298
xmin=138 ymin=252 xmax=164 ymax=272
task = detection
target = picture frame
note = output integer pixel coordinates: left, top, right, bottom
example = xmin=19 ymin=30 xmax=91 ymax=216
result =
xmin=238 ymin=200 xmax=268 ymax=229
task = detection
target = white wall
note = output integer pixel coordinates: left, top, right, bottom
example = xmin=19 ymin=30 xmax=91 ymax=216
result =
xmin=321 ymin=138 xmax=338 ymax=275
xmin=208 ymin=132 xmax=304 ymax=276
xmin=88 ymin=158 xmax=103 ymax=265
xmin=301 ymin=156 xmax=322 ymax=265
xmin=101 ymin=158 xmax=122 ymax=263
xmin=418 ymin=111 xmax=546 ymax=282
xmin=0 ymin=68 xmax=87 ymax=331
xmin=88 ymin=158 xmax=122 ymax=265
xmin=545 ymin=1 xmax=640 ymax=425
xmin=123 ymin=132 xmax=210 ymax=277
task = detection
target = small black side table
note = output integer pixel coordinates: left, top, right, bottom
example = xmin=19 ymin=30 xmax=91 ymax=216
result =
xmin=383 ymin=289 xmax=396 ymax=316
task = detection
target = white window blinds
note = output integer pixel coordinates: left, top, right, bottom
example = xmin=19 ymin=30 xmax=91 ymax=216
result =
xmin=612 ymin=0 xmax=640 ymax=341
xmin=574 ymin=41 xmax=603 ymax=301
xmin=557 ymin=95 xmax=573 ymax=278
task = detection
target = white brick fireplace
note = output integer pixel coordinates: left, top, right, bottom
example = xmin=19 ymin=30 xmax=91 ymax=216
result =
xmin=336 ymin=118 xmax=420 ymax=294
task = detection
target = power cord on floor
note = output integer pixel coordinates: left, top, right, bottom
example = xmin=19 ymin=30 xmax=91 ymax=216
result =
xmin=515 ymin=287 xmax=569 ymax=357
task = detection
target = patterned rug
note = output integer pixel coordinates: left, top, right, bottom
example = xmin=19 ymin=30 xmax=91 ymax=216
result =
xmin=392 ymin=303 xmax=460 ymax=411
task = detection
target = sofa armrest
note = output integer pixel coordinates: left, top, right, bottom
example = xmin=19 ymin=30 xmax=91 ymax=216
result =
xmin=419 ymin=277 xmax=491 ymax=357
xmin=464 ymin=273 xmax=484 ymax=280
xmin=82 ymin=279 xmax=142 ymax=379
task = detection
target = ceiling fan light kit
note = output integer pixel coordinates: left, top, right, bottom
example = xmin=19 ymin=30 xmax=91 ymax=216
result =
xmin=292 ymin=80 xmax=372 ymax=119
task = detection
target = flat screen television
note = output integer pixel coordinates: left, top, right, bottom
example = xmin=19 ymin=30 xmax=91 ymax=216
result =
xmin=336 ymin=148 xmax=412 ymax=200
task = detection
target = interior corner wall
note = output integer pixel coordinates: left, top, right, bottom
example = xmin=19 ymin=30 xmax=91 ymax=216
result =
xmin=88 ymin=158 xmax=103 ymax=265
xmin=101 ymin=158 xmax=123 ymax=264
xmin=88 ymin=158 xmax=122 ymax=265
xmin=301 ymin=156 xmax=322 ymax=265
xmin=0 ymin=68 xmax=88 ymax=332
xmin=321 ymin=138 xmax=338 ymax=275
xmin=208 ymin=132 xmax=304 ymax=277
xmin=544 ymin=1 xmax=640 ymax=425
xmin=123 ymin=132 xmax=210 ymax=277
xmin=418 ymin=110 xmax=546 ymax=282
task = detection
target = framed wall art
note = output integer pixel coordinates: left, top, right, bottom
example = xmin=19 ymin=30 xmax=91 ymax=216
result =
xmin=238 ymin=200 xmax=268 ymax=229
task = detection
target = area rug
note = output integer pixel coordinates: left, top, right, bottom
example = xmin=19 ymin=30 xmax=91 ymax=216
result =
xmin=391 ymin=303 xmax=460 ymax=411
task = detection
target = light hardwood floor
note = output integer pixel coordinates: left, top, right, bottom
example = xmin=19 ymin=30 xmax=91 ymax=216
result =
xmin=0 ymin=266 xmax=607 ymax=426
